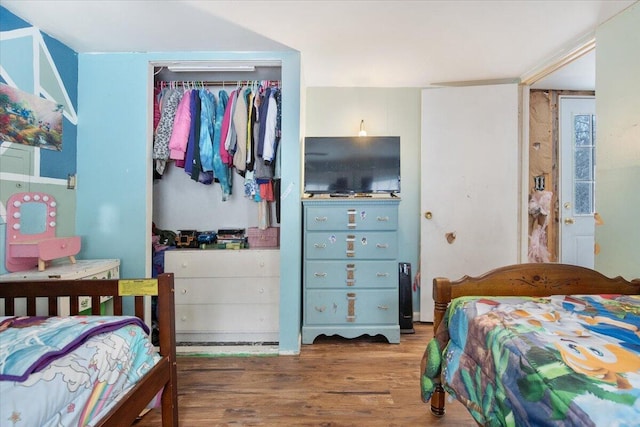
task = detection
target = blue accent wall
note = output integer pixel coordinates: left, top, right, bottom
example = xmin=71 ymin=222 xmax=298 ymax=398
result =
xmin=40 ymin=32 xmax=79 ymax=178
xmin=0 ymin=5 xmax=29 ymax=30
xmin=0 ymin=6 xmax=78 ymax=275
xmin=0 ymin=6 xmax=78 ymax=180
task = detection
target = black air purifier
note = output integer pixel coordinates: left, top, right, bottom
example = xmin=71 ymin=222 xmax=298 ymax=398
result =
xmin=398 ymin=262 xmax=414 ymax=334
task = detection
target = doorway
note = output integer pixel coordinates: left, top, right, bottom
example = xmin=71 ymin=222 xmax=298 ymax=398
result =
xmin=559 ymin=96 xmax=596 ymax=268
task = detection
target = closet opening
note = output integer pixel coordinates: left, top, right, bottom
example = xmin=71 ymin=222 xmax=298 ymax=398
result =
xmin=149 ymin=60 xmax=283 ymax=350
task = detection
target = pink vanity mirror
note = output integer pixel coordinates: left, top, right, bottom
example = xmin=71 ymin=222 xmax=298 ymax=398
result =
xmin=5 ymin=192 xmax=81 ymax=272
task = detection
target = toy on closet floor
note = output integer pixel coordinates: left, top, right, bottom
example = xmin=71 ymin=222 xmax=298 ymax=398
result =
xmin=5 ymin=192 xmax=81 ymax=272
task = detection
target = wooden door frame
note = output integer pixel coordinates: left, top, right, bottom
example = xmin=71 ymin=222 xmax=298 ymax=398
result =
xmin=519 ymin=34 xmax=596 ymax=262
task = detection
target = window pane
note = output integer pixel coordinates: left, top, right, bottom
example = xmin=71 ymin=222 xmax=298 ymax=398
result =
xmin=575 ymin=182 xmax=593 ymax=214
xmin=574 ymin=115 xmax=593 ymax=146
xmin=575 ymin=147 xmax=593 ymax=180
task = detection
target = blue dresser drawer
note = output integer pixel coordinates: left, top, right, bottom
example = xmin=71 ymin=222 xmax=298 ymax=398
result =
xmin=304 ymin=289 xmax=398 ymax=325
xmin=305 ymin=204 xmax=398 ymax=231
xmin=305 ymin=231 xmax=397 ymax=260
xmin=305 ymin=260 xmax=397 ymax=289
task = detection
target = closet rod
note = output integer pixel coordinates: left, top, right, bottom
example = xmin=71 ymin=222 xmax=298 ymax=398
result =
xmin=156 ymin=80 xmax=281 ymax=87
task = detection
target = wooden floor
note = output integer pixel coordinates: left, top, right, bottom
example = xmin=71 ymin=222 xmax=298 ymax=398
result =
xmin=134 ymin=322 xmax=476 ymax=426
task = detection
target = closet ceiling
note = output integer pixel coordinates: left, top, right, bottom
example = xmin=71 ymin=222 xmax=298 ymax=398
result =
xmin=2 ymin=0 xmax=636 ymax=88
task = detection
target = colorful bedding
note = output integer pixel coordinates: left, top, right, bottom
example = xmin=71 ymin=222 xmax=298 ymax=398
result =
xmin=0 ymin=316 xmax=160 ymax=426
xmin=421 ymin=294 xmax=640 ymax=426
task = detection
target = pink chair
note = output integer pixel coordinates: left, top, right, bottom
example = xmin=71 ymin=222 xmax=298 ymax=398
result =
xmin=5 ymin=192 xmax=81 ymax=272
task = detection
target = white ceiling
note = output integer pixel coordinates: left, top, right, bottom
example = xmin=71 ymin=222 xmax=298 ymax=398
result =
xmin=2 ymin=0 xmax=636 ymax=88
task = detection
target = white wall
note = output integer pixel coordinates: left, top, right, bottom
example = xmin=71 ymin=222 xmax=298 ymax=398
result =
xmin=305 ymin=87 xmax=422 ymax=310
xmin=595 ymin=2 xmax=640 ymax=280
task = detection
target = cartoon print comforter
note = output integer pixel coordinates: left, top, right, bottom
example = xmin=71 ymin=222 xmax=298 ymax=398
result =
xmin=421 ymin=294 xmax=640 ymax=426
xmin=0 ymin=315 xmax=160 ymax=426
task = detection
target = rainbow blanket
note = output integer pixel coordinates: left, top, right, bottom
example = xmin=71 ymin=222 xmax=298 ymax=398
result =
xmin=0 ymin=315 xmax=160 ymax=426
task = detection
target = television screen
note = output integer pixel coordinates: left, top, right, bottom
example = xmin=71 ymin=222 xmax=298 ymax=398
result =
xmin=304 ymin=136 xmax=401 ymax=195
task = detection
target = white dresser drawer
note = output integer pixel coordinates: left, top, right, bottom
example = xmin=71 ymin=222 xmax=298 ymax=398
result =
xmin=175 ymin=303 xmax=279 ymax=335
xmin=165 ymin=249 xmax=280 ymax=278
xmin=174 ymin=277 xmax=279 ymax=305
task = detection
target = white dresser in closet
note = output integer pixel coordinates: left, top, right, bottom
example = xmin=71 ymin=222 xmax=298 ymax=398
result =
xmin=164 ymin=249 xmax=280 ymax=344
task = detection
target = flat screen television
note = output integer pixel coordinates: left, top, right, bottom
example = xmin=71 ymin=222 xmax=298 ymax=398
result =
xmin=304 ymin=136 xmax=401 ymax=195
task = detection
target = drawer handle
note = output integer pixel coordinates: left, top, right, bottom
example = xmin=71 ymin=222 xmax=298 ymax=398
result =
xmin=314 ymin=243 xmax=327 ymax=249
xmin=378 ymin=305 xmax=389 ymax=310
xmin=376 ymin=272 xmax=389 ymax=277
xmin=346 ymin=250 xmax=355 ymax=258
xmin=346 ymin=279 xmax=356 ymax=286
xmin=181 ymin=316 xmax=187 ymax=321
xmin=181 ymin=289 xmax=187 ymax=294
xmin=314 ymin=305 xmax=326 ymax=312
xmin=377 ymin=216 xmax=390 ymax=222
xmin=314 ymin=272 xmax=327 ymax=277
xmin=347 ymin=209 xmax=356 ymax=229
xmin=376 ymin=243 xmax=389 ymax=249
xmin=315 ymin=216 xmax=328 ymax=222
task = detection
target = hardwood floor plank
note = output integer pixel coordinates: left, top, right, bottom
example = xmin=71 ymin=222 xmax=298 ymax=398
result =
xmin=134 ymin=322 xmax=476 ymax=426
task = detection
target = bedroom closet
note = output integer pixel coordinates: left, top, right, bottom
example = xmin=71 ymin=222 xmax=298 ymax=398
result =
xmin=150 ymin=61 xmax=282 ymax=347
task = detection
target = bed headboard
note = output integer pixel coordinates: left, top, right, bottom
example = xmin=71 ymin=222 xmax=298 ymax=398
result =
xmin=432 ymin=263 xmax=640 ymax=332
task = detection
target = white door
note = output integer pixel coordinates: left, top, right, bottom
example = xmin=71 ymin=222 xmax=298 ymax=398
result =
xmin=559 ymin=96 xmax=596 ymax=268
xmin=420 ymin=84 xmax=520 ymax=322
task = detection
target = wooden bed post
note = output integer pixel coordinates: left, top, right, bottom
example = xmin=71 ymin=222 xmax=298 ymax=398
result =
xmin=430 ymin=276 xmax=451 ymax=417
xmin=157 ymin=273 xmax=179 ymax=426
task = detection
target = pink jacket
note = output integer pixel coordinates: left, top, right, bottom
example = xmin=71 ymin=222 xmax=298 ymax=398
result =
xmin=169 ymin=90 xmax=192 ymax=161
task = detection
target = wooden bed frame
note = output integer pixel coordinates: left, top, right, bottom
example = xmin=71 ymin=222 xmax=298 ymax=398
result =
xmin=0 ymin=272 xmax=178 ymax=426
xmin=428 ymin=263 xmax=640 ymax=418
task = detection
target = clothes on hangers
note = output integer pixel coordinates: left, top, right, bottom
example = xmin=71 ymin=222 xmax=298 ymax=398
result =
xmin=233 ymin=86 xmax=249 ymax=174
xmin=212 ymin=90 xmax=231 ymax=200
xmin=219 ymin=89 xmax=236 ymax=166
xmin=153 ymin=88 xmax=182 ymax=175
xmin=152 ymin=79 xmax=282 ymax=220
xmin=168 ymin=89 xmax=192 ymax=163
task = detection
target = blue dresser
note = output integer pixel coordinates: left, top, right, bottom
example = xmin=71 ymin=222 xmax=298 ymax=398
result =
xmin=302 ymin=198 xmax=400 ymax=344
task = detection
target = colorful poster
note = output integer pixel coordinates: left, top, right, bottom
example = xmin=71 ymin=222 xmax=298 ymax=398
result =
xmin=0 ymin=83 xmax=63 ymax=151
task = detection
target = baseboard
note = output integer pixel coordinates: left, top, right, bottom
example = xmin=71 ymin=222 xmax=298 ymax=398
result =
xmin=176 ymin=344 xmax=279 ymax=356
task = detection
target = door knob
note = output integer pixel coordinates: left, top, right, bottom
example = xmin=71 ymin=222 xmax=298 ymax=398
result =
xmin=564 ymin=217 xmax=575 ymax=225
xmin=424 ymin=211 xmax=433 ymax=220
